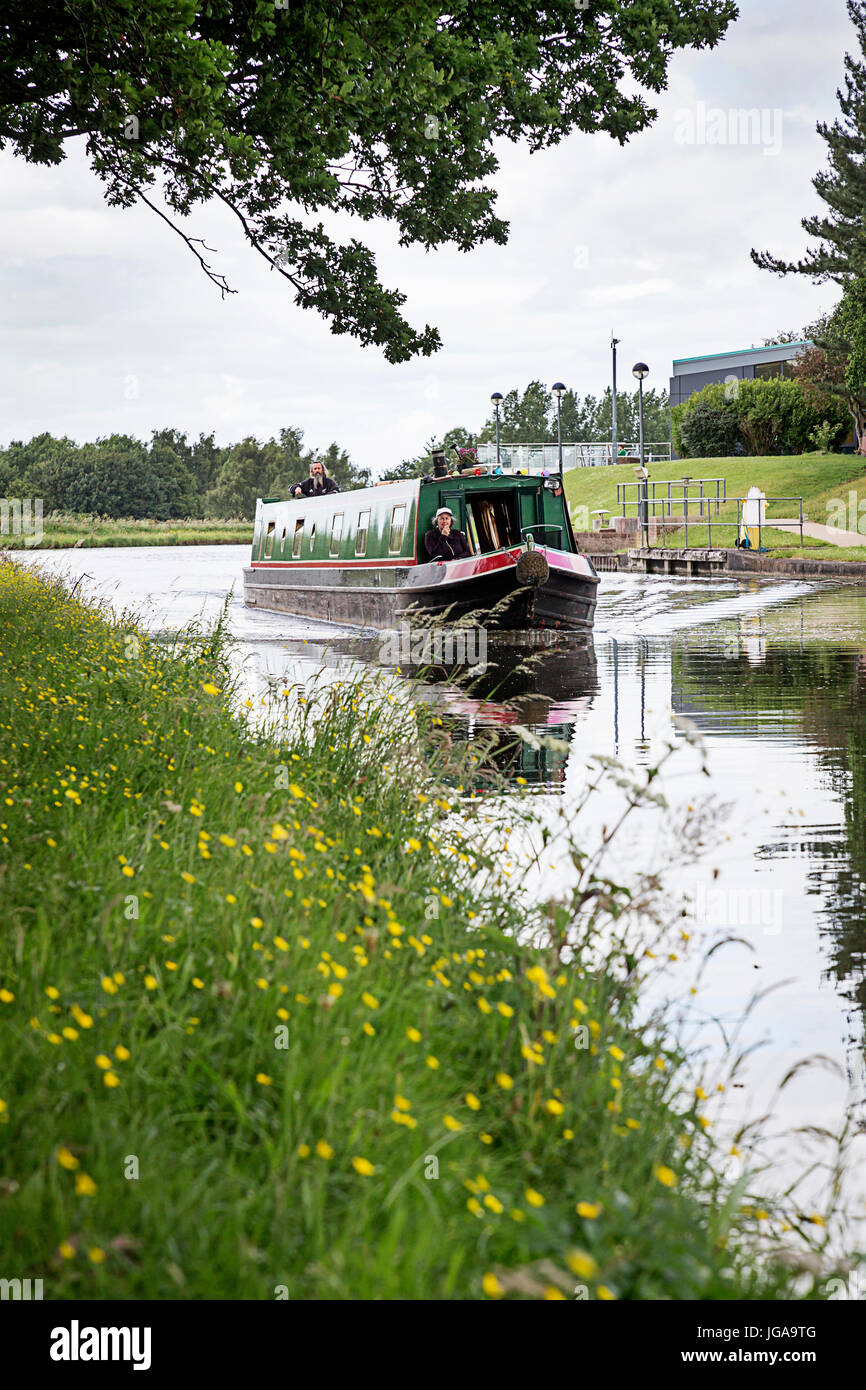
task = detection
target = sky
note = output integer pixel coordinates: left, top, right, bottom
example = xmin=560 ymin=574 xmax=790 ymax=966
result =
xmin=0 ymin=0 xmax=858 ymax=478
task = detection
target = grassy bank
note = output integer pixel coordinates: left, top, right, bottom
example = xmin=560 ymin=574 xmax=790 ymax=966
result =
xmin=3 ymin=513 xmax=251 ymax=549
xmin=0 ymin=561 xmax=848 ymax=1299
xmin=565 ymin=455 xmax=866 ymax=553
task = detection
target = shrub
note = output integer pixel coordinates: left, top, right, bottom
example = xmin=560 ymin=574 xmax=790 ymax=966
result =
xmin=672 ymin=377 xmax=849 ymax=456
xmin=677 ymin=401 xmax=741 ymax=458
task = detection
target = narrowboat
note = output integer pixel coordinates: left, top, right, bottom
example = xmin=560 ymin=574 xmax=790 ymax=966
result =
xmin=243 ymin=471 xmax=599 ymax=632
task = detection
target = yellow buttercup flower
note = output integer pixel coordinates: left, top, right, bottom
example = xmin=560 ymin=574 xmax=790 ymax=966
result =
xmin=482 ymin=1272 xmax=504 ymax=1299
xmin=57 ymin=1147 xmax=79 ymax=1171
xmin=525 ymin=1187 xmax=544 ymax=1207
xmin=316 ymin=1140 xmax=334 ymax=1160
xmin=653 ymin=1164 xmax=677 ymax=1188
xmin=75 ymin=1172 xmax=97 ymax=1196
xmin=352 ymin=1156 xmax=375 ymax=1176
xmin=566 ymin=1249 xmax=597 ymax=1279
xmin=576 ymin=1201 xmax=601 ymax=1219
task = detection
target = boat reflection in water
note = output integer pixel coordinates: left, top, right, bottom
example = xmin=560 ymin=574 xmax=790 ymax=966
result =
xmin=249 ymin=628 xmax=598 ymax=792
xmin=407 ymin=636 xmax=599 ymax=790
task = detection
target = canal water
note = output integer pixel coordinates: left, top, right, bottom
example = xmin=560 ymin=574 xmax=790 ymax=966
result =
xmin=20 ymin=545 xmax=866 ymax=1240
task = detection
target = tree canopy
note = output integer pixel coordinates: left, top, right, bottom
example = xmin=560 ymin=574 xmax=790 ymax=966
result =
xmin=0 ymin=426 xmax=368 ymax=518
xmin=1 ymin=0 xmax=736 ymax=360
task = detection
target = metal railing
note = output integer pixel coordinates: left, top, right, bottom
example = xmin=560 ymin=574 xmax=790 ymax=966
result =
xmin=521 ymin=523 xmax=564 ymax=547
xmin=474 ymin=441 xmax=673 ymax=472
xmin=616 ymin=477 xmax=727 ymax=516
xmin=617 ymin=487 xmax=805 ymax=550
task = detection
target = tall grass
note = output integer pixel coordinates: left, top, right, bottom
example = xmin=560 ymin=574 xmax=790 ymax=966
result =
xmin=2 ymin=512 xmax=250 ymax=549
xmin=0 ymin=559 xmax=856 ymax=1299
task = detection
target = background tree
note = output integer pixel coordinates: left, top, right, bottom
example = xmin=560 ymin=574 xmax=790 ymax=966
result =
xmin=753 ymin=0 xmax=866 ymax=284
xmin=0 ymin=0 xmax=737 ymax=361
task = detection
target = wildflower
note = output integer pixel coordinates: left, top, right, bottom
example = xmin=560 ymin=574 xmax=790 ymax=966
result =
xmin=297 ymin=1144 xmax=311 ymax=1158
xmin=391 ymin=1110 xmax=417 ymax=1129
xmin=497 ymin=1001 xmax=514 ymax=1018
xmin=114 ymin=1045 xmax=130 ymax=1062
xmin=0 ymin=988 xmax=14 ymax=1003
xmin=316 ymin=1140 xmax=334 ymax=1160
xmin=653 ymin=1164 xmax=677 ymax=1188
xmin=103 ymin=1072 xmax=120 ymax=1088
xmin=483 ymin=1194 xmax=504 ymax=1214
xmin=181 ymin=871 xmax=196 ymax=884
xmin=545 ymin=1098 xmax=564 ymax=1116
xmin=88 ymin=1247 xmax=105 ymax=1264
xmin=352 ymin=1156 xmax=375 ymax=1176
xmin=361 ymin=991 xmax=379 ymax=1010
xmin=45 ymin=986 xmax=60 ymax=1000
xmin=62 ymin=1027 xmax=79 ymax=1041
xmin=525 ymin=1188 xmax=544 ymax=1207
xmin=576 ymin=1202 xmax=601 ymax=1219
xmin=566 ymin=1249 xmax=597 ymax=1279
xmin=482 ymin=1272 xmax=504 ymax=1299
xmin=59 ymin=1241 xmax=75 ymax=1260
xmin=95 ymin=1054 xmax=112 ymax=1070
xmin=495 ymin=1072 xmax=513 ymax=1089
xmin=406 ymin=1027 xmax=421 ymax=1043
xmin=144 ymin=975 xmax=157 ymax=990
xmin=75 ymin=1172 xmax=97 ymax=1196
xmin=597 ymin=1285 xmax=616 ymax=1300
xmin=443 ymin=1115 xmax=463 ymax=1132
xmin=609 ymin=1044 xmax=625 ymax=1061
xmin=544 ymin=1286 xmax=566 ymax=1300
xmin=57 ymin=1147 xmax=79 ymax=1171
xmin=362 ymin=1022 xmax=375 ymax=1036
xmin=426 ymin=1055 xmax=439 ymax=1070
xmin=465 ymin=1093 xmax=481 ymax=1111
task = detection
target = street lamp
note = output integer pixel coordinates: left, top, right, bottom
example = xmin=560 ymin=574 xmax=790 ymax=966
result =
xmin=611 ymin=334 xmax=620 ymax=464
xmin=491 ymin=391 xmax=503 ymax=470
xmin=632 ymin=362 xmax=650 ymax=547
xmin=551 ymin=382 xmax=566 ymax=472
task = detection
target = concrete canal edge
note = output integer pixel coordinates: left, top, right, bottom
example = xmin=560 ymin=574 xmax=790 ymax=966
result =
xmin=586 ymin=547 xmax=866 ymax=581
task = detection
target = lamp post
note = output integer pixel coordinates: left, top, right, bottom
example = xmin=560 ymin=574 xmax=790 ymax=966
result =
xmin=490 ymin=391 xmax=503 ymax=471
xmin=611 ymin=334 xmax=620 ymax=464
xmin=551 ymin=382 xmax=565 ymax=472
xmin=632 ymin=362 xmax=649 ymax=546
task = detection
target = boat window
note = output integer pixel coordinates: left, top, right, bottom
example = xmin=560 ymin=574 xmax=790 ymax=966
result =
xmin=356 ymin=509 xmax=370 ymax=556
xmin=466 ymin=493 xmax=520 ymax=554
xmin=309 ymin=522 xmax=316 ymax=553
xmin=263 ymin=521 xmax=276 ymax=559
xmin=388 ymin=503 xmax=406 ymax=554
xmin=292 ymin=519 xmax=304 ymax=558
xmin=330 ymin=513 xmax=344 ymax=557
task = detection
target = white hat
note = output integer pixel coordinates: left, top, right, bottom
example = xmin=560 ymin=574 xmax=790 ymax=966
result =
xmin=434 ymin=506 xmax=454 ymax=519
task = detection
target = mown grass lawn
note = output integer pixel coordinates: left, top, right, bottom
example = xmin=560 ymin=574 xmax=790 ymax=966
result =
xmin=0 ymin=561 xmax=849 ymax=1300
xmin=565 ymin=455 xmax=866 ymax=541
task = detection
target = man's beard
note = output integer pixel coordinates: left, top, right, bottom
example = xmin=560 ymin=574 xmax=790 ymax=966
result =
xmin=312 ymin=475 xmax=323 ymax=490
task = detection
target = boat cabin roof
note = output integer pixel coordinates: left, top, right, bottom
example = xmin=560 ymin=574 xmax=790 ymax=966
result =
xmin=252 ymin=470 xmax=575 ymax=564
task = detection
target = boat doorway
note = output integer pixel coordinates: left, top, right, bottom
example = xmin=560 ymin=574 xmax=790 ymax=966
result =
xmin=464 ymin=492 xmax=520 ymax=554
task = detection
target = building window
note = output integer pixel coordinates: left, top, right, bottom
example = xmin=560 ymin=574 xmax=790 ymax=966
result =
xmin=754 ymin=360 xmax=794 ymax=380
xmin=330 ymin=513 xmax=343 ymax=557
xmin=388 ymin=503 xmax=406 ymax=554
xmin=356 ymin=509 xmax=371 ymax=556
xmin=264 ymin=521 xmax=276 ymax=559
xmin=292 ymin=519 xmax=304 ymax=558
